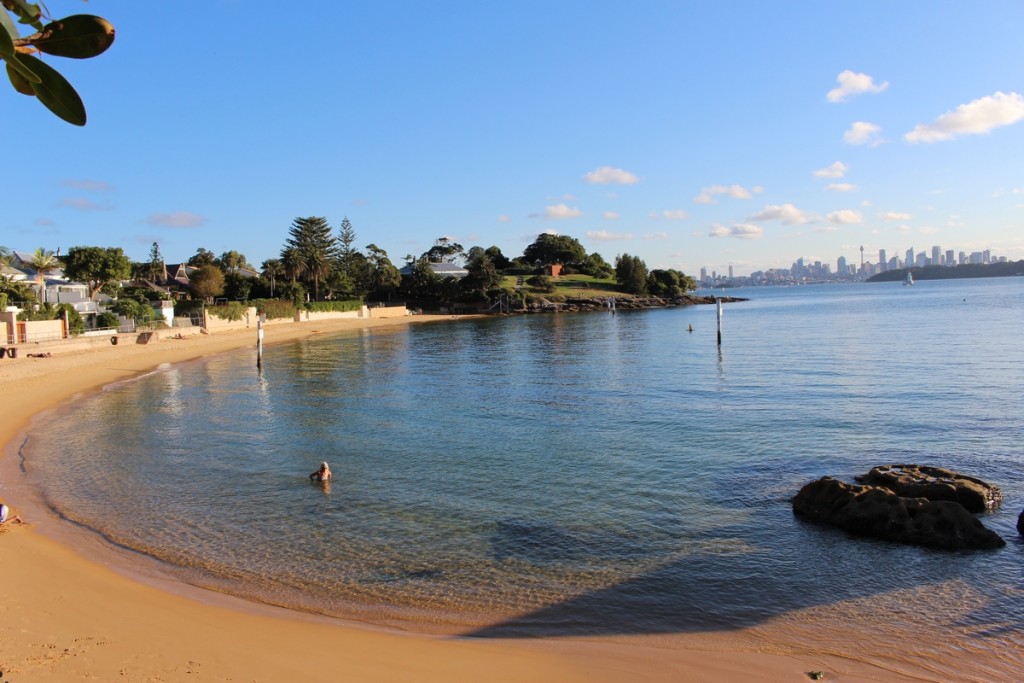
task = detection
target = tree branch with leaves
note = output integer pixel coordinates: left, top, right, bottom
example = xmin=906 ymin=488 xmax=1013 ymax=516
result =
xmin=1 ymin=2 xmax=115 ymax=125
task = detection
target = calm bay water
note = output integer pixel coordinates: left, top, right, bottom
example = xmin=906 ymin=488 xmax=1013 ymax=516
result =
xmin=20 ymin=278 xmax=1024 ymax=674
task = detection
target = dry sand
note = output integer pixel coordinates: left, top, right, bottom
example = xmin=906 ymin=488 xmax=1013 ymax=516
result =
xmin=0 ymin=315 xmax=938 ymax=681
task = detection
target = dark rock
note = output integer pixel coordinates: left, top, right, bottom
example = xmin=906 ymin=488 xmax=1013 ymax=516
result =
xmin=1018 ymin=509 xmax=1023 ymax=537
xmin=855 ymin=464 xmax=1002 ymax=513
xmin=792 ymin=476 xmax=1005 ymax=551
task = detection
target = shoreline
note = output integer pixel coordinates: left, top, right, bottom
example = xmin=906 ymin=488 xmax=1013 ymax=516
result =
xmin=0 ymin=314 xmax=951 ymax=681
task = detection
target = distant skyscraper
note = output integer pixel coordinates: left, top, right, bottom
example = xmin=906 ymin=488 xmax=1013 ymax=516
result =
xmin=906 ymin=248 xmax=914 ymax=269
xmin=700 ymin=267 xmax=707 ymax=282
xmin=932 ymin=245 xmax=941 ymax=266
xmin=837 ymin=255 xmax=847 ymax=275
xmin=945 ymin=250 xmax=954 ymax=267
xmin=878 ymin=249 xmax=887 ymax=272
xmin=728 ymin=265 xmax=733 ymax=278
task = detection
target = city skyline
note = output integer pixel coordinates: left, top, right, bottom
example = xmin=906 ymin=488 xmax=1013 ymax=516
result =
xmin=702 ymin=241 xmax=1010 ymax=284
xmin=4 ymin=3 xmax=1024 ymax=277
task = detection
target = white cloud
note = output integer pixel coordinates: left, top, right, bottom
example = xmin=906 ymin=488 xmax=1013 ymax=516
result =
xmin=827 ymin=209 xmax=863 ymax=224
xmin=813 ymin=161 xmax=847 ymax=179
xmin=603 ymin=211 xmax=620 ymax=220
xmin=693 ymin=184 xmax=758 ymax=204
xmin=543 ymin=203 xmax=582 ymax=219
xmin=748 ymin=203 xmax=811 ymax=225
xmin=583 ymin=166 xmax=639 ymax=185
xmin=709 ymin=223 xmax=763 ymax=239
xmin=827 ymin=70 xmax=890 ymax=103
xmin=826 ymin=183 xmax=858 ymax=192
xmin=587 ymin=230 xmax=633 ymax=241
xmin=145 ymin=211 xmax=207 ymax=228
xmin=844 ymin=121 xmax=883 ymax=146
xmin=879 ymin=211 xmax=912 ymax=221
xmin=643 ymin=232 xmax=669 ymax=240
xmin=905 ymin=91 xmax=1024 ymax=143
xmin=662 ymin=209 xmax=688 ymax=221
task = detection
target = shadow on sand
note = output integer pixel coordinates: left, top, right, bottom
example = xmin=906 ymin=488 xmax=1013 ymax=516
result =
xmin=464 ymin=514 xmax=1020 ymax=640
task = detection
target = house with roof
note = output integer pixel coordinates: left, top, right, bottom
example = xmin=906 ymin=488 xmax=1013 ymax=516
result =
xmin=7 ymin=250 xmax=96 ymax=318
xmin=399 ymin=262 xmax=470 ymax=279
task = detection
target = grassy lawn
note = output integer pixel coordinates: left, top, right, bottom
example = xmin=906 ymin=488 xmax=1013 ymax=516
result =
xmin=500 ymin=274 xmax=625 ymax=299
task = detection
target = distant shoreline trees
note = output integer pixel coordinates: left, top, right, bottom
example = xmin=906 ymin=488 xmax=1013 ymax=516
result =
xmin=3 ymin=222 xmax=701 ymax=319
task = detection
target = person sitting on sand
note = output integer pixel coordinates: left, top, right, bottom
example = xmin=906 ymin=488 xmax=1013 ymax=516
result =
xmin=309 ymin=462 xmax=332 ymax=482
xmin=0 ymin=503 xmax=24 ymax=526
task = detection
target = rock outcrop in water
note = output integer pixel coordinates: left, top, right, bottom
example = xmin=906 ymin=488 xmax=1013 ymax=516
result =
xmin=792 ymin=468 xmax=1005 ymax=551
xmin=854 ymin=464 xmax=1003 ymax=513
xmin=1018 ymin=508 xmax=1023 ymax=537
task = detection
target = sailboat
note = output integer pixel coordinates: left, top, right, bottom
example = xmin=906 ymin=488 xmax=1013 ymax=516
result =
xmin=903 ymin=271 xmax=914 ymax=286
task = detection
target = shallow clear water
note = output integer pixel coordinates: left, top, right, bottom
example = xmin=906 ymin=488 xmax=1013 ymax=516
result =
xmin=20 ymin=278 xmax=1024 ymax=671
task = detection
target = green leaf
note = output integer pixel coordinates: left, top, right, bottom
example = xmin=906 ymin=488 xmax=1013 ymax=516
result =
xmin=0 ymin=18 xmax=15 ymax=56
xmin=11 ymin=51 xmax=86 ymax=125
xmin=32 ymin=15 xmax=115 ymax=59
xmin=5 ymin=58 xmax=36 ymax=94
xmin=0 ymin=6 xmax=20 ymax=41
xmin=6 ymin=0 xmax=43 ymax=30
xmin=2 ymin=49 xmax=40 ymax=83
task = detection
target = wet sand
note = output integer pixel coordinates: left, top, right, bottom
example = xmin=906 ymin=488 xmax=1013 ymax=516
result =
xmin=0 ymin=315 xmax=962 ymax=681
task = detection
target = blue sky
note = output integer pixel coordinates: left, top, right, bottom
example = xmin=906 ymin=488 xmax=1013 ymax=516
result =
xmin=4 ymin=1 xmax=1023 ymax=276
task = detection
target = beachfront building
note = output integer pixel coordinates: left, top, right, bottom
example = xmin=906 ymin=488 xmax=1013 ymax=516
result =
xmin=8 ymin=250 xmax=99 ymax=324
xmin=398 ymin=262 xmax=470 ymax=279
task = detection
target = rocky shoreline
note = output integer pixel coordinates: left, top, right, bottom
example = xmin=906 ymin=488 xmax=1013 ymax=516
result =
xmin=520 ymin=294 xmax=747 ymax=314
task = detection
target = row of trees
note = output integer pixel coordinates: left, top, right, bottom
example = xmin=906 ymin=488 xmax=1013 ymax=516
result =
xmin=2 ymin=222 xmax=697 ymax=319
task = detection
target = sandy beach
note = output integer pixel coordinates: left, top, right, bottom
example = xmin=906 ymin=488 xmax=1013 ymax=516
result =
xmin=0 ymin=315 xmax=947 ymax=682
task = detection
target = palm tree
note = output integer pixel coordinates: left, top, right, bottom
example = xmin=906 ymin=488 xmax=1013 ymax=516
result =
xmin=281 ymin=247 xmax=306 ymax=285
xmin=28 ymin=247 xmax=61 ymax=304
xmin=261 ymin=258 xmax=283 ymax=298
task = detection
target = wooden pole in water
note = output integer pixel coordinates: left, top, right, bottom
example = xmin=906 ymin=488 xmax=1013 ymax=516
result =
xmin=716 ymin=297 xmax=723 ymax=346
xmin=256 ymin=314 xmax=265 ymax=368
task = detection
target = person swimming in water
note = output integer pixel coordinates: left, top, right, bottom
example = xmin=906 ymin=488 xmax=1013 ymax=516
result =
xmin=309 ymin=462 xmax=332 ymax=482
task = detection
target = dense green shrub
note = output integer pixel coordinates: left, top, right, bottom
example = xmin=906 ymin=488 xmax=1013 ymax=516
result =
xmin=525 ymin=275 xmax=556 ymax=293
xmin=208 ymin=301 xmax=248 ymax=321
xmin=251 ymin=298 xmax=297 ymax=320
xmin=308 ymin=299 xmax=362 ymax=313
xmin=58 ymin=304 xmax=84 ymax=335
xmin=96 ymin=312 xmax=120 ymax=329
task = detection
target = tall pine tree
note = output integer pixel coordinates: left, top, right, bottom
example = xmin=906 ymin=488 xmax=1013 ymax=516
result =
xmin=283 ymin=217 xmax=338 ymax=301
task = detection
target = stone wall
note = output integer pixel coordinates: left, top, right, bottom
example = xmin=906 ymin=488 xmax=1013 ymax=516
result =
xmin=294 ymin=308 xmax=367 ymax=323
xmin=367 ymin=304 xmax=409 ymax=319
